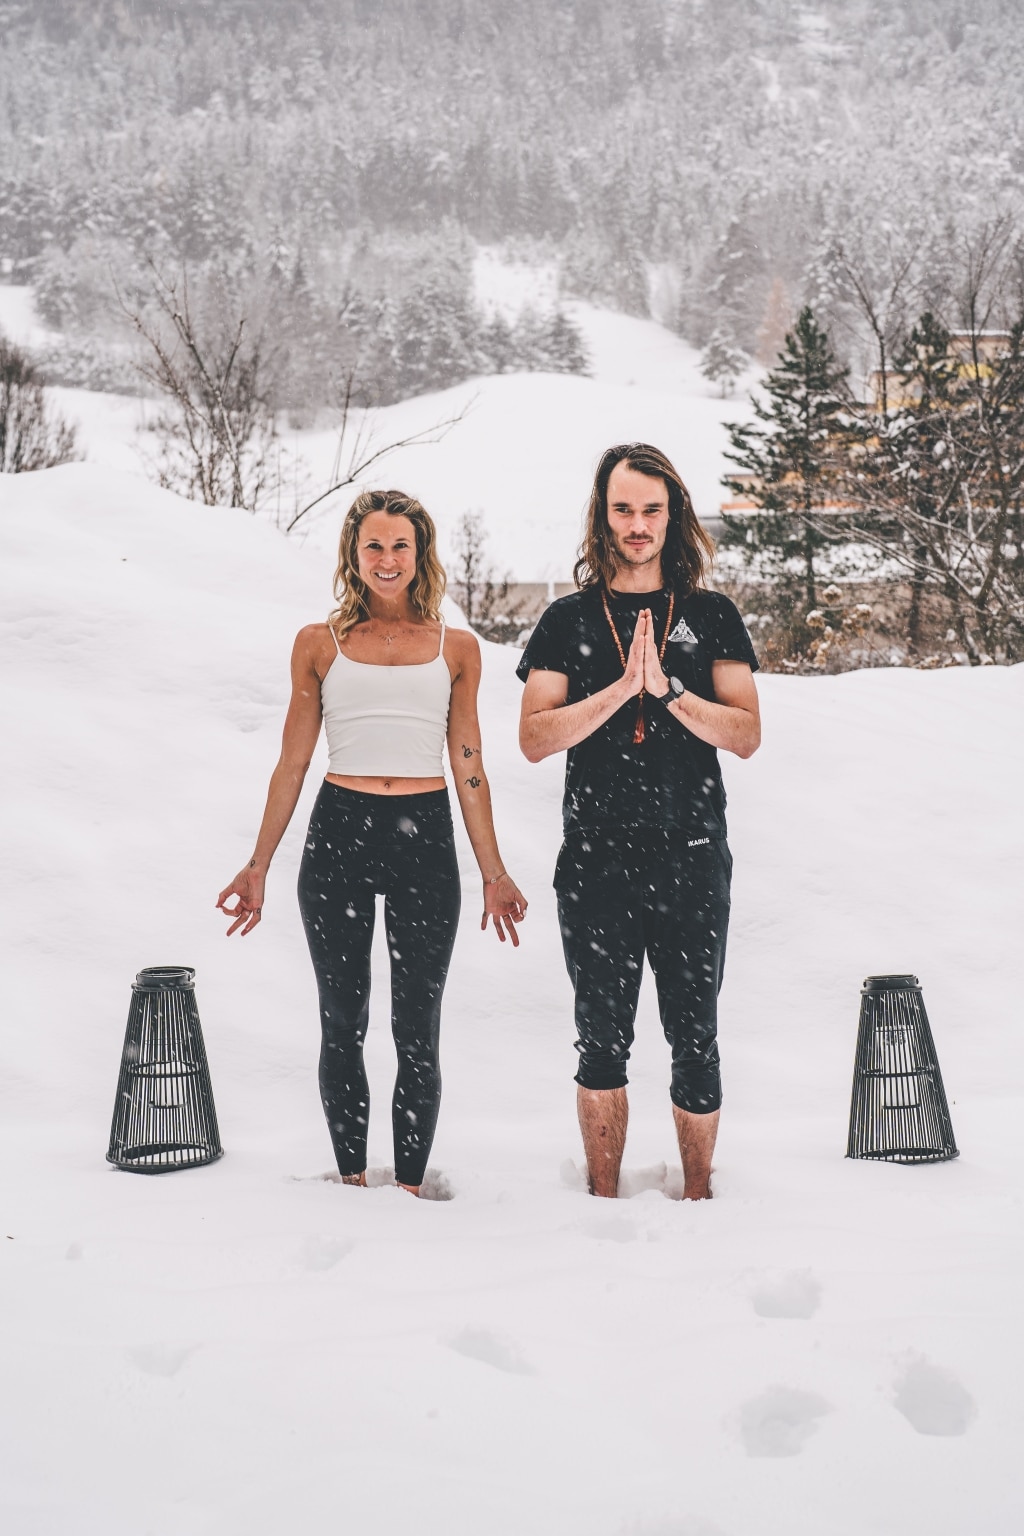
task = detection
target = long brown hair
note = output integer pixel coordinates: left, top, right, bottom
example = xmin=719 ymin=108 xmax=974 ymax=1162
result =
xmin=329 ymin=489 xmax=446 ymax=640
xmin=573 ymin=442 xmax=715 ymax=592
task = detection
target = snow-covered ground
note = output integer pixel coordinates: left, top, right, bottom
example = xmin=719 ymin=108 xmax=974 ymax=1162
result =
xmin=1 ymin=462 xmax=1022 ymax=1535
xmin=0 ymin=285 xmax=755 ymax=582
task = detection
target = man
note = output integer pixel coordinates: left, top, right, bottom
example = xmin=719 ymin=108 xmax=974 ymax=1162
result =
xmin=517 ymin=443 xmax=760 ymax=1199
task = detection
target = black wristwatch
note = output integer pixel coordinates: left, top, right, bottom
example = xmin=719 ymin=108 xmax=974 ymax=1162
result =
xmin=656 ymin=675 xmax=686 ymax=707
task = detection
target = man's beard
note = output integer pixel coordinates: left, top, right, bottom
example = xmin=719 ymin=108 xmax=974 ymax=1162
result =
xmin=616 ymin=538 xmax=661 ymax=566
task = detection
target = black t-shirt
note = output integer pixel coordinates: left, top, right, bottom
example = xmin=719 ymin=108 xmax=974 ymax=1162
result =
xmin=516 ymin=586 xmax=759 ymax=836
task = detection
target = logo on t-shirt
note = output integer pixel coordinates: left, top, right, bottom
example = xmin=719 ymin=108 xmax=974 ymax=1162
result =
xmin=667 ymin=617 xmax=699 ymax=646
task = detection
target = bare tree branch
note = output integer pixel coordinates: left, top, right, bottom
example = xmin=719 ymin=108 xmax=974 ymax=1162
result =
xmin=286 ymin=384 xmax=475 ymax=533
xmin=116 ymin=261 xmax=278 ymax=513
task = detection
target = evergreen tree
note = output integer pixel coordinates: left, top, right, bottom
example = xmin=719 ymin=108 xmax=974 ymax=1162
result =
xmin=508 ymin=306 xmax=547 ymax=372
xmin=543 ymin=309 xmax=589 ymax=375
xmin=390 ymin=279 xmax=478 ymax=399
xmin=887 ymin=311 xmax=958 ymax=649
xmin=723 ymin=306 xmax=849 ymax=610
xmin=479 ymin=313 xmax=516 ymax=374
xmin=700 ymin=327 xmax=747 ymax=397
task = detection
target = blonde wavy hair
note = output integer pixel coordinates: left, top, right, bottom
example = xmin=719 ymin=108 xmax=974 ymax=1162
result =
xmin=329 ymin=489 xmax=447 ymax=641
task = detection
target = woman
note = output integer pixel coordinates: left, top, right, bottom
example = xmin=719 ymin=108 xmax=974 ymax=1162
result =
xmin=216 ymin=488 xmax=527 ymax=1195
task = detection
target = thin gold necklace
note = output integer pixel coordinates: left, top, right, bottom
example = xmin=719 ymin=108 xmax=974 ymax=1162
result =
xmin=601 ymin=588 xmax=675 ymax=745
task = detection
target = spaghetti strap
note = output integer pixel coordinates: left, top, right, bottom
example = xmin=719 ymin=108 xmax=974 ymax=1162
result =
xmin=328 ymin=619 xmax=342 ymax=656
xmin=437 ymin=618 xmax=446 ymax=658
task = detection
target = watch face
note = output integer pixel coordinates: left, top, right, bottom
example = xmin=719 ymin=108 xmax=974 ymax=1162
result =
xmin=669 ymin=676 xmax=684 ymax=695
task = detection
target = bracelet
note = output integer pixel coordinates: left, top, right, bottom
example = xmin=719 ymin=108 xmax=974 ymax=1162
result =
xmin=486 ymin=871 xmax=507 ymax=884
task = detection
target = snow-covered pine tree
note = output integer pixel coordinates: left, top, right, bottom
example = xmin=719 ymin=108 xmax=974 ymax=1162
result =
xmin=700 ymin=327 xmax=747 ymax=397
xmin=542 ymin=309 xmax=589 ymax=375
xmin=508 ymin=306 xmax=547 ymax=372
xmin=723 ymin=306 xmax=849 ymax=611
xmin=883 ymin=311 xmax=958 ymax=650
xmin=390 ymin=276 xmax=479 ymax=400
xmin=500 ymin=306 xmax=588 ymax=376
xmin=479 ymin=312 xmax=516 ymax=374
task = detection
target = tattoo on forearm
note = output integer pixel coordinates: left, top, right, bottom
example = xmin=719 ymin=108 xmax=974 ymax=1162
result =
xmin=461 ymin=744 xmax=481 ymax=758
xmin=248 ymin=859 xmax=256 ymax=868
xmin=464 ymin=776 xmax=482 ymax=789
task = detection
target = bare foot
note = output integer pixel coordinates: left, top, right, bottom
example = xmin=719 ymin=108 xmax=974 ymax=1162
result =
xmin=397 ymin=1182 xmax=421 ymax=1197
xmin=341 ymin=1172 xmax=367 ymax=1187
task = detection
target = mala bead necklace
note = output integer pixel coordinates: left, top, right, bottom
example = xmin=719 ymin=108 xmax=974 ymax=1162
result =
xmin=601 ymin=589 xmax=675 ymax=745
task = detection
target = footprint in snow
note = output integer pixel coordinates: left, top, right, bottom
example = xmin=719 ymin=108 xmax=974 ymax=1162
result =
xmin=448 ymin=1327 xmax=536 ymax=1376
xmin=300 ymin=1233 xmax=355 ymax=1272
xmin=893 ymin=1356 xmax=976 ymax=1436
xmin=127 ymin=1344 xmax=198 ymax=1378
xmin=737 ymin=1385 xmax=831 ymax=1457
xmin=751 ymin=1270 xmax=821 ymax=1319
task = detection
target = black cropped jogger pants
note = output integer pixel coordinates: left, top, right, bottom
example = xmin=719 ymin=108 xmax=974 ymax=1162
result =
xmin=555 ymin=828 xmax=731 ymax=1114
xmin=297 ymin=782 xmax=461 ymax=1187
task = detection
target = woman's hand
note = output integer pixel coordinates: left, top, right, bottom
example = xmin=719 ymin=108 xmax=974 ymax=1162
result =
xmin=216 ymin=865 xmax=266 ymax=937
xmin=642 ymin=608 xmax=669 ymax=697
xmin=480 ymin=872 xmax=528 ymax=947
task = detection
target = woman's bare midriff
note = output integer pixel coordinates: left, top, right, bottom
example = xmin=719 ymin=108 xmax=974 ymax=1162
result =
xmin=325 ymin=774 xmax=447 ymax=796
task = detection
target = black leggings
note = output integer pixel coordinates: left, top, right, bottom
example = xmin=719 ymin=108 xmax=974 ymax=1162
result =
xmin=555 ymin=829 xmax=731 ymax=1113
xmin=297 ymin=782 xmax=461 ymax=1186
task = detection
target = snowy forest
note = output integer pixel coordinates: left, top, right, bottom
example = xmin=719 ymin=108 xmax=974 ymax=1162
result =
xmin=3 ymin=0 xmax=1024 ymax=663
xmin=4 ymin=0 xmax=1024 ymax=390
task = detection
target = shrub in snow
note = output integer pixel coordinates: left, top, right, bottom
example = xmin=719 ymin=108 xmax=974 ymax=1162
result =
xmin=0 ymin=336 xmax=81 ymax=473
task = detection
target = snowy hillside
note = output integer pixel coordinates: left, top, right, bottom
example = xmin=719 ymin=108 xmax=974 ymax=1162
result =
xmin=1 ymin=465 xmax=1021 ymax=1535
xmin=286 ymin=324 xmax=752 ymax=581
xmin=0 ymin=285 xmax=755 ymax=582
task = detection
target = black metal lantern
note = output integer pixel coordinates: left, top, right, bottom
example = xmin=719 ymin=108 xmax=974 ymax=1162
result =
xmin=846 ymin=974 xmax=958 ymax=1164
xmin=106 ymin=966 xmax=223 ymax=1173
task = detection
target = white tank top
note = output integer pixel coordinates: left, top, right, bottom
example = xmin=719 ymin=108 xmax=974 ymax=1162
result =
xmin=321 ymin=620 xmax=452 ymax=777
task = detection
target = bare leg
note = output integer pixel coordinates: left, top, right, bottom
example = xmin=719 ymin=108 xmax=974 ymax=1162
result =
xmin=577 ymin=1086 xmax=628 ymax=1198
xmin=341 ymin=1172 xmax=367 ymax=1187
xmin=672 ymin=1105 xmax=719 ymax=1200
